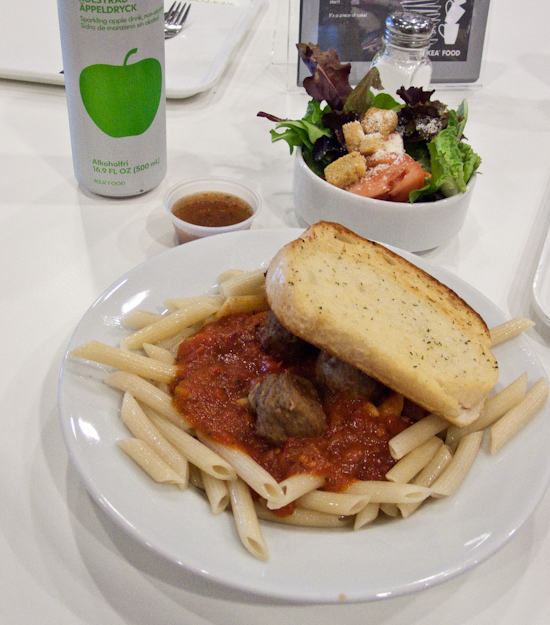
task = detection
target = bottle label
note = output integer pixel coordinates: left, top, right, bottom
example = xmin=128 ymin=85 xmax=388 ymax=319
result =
xmin=57 ymin=0 xmax=167 ymax=196
xmin=80 ymin=48 xmax=163 ymax=138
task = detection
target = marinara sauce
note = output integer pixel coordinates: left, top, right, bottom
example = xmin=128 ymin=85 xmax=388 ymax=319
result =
xmin=171 ymin=311 xmax=415 ymax=501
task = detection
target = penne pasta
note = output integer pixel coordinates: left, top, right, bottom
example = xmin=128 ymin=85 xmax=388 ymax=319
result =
xmin=142 ymin=342 xmax=175 ymax=364
xmin=228 ymin=478 xmax=269 ymax=562
xmin=124 ymin=301 xmax=220 ymax=349
xmin=398 ymin=445 xmax=453 ymax=517
xmin=143 ymin=408 xmax=237 ymax=481
xmin=215 ymin=295 xmax=270 ymax=318
xmin=255 ymin=503 xmax=352 ymax=528
xmin=188 ymin=463 xmax=204 ymax=490
xmin=219 ymin=269 xmax=266 ymax=298
xmin=267 ymin=474 xmax=325 ymax=510
xmin=198 ymin=436 xmax=284 ymax=502
xmin=389 ymin=414 xmax=449 ymax=460
xmin=353 ymin=502 xmax=380 ymax=529
xmin=124 ymin=309 xmax=165 ymax=329
xmin=411 ymin=444 xmax=453 ymax=489
xmin=105 ymin=371 xmax=190 ymax=430
xmin=70 ymin=341 xmax=178 ymax=383
xmin=155 ymin=381 xmax=171 ymax=395
xmin=117 ymin=438 xmax=185 ymax=487
xmin=297 ymin=490 xmax=370 ymax=516
xmin=490 ymin=377 xmax=549 ymax=454
xmin=164 ymin=294 xmax=225 ymax=313
xmin=201 ymin=471 xmax=230 ymax=514
xmin=380 ymin=503 xmax=399 ymax=517
xmin=346 ymin=480 xmax=431 ymax=504
xmin=385 ymin=436 xmax=443 ymax=484
xmin=218 ymin=269 xmax=247 ymax=283
xmin=153 ymin=322 xmax=203 ymax=355
xmin=490 ymin=317 xmax=535 ymax=347
xmin=431 ymin=431 xmax=483 ymax=498
xmin=121 ymin=393 xmax=189 ymax=489
xmin=445 ymin=373 xmax=528 ymax=449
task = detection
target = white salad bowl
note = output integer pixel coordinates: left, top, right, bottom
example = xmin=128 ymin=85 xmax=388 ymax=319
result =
xmin=292 ymin=149 xmax=476 ymax=253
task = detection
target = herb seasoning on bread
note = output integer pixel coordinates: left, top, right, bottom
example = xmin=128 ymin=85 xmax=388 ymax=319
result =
xmin=265 ymin=221 xmax=498 ymax=427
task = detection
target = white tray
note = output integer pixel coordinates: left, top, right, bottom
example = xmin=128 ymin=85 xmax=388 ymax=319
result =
xmin=0 ymin=0 xmax=262 ymax=99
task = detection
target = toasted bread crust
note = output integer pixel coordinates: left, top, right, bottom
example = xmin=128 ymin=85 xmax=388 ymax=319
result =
xmin=265 ymin=222 xmax=498 ymax=426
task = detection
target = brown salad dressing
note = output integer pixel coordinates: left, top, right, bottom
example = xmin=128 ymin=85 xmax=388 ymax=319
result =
xmin=172 ymin=192 xmax=253 ymax=227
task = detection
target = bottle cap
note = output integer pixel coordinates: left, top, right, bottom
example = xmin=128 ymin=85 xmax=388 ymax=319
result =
xmin=384 ymin=11 xmax=434 ymax=49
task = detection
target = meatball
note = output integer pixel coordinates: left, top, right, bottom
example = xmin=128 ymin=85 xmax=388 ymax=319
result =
xmin=249 ymin=372 xmax=327 ymax=445
xmin=315 ymin=351 xmax=385 ymax=402
xmin=259 ymin=311 xmax=315 ymax=362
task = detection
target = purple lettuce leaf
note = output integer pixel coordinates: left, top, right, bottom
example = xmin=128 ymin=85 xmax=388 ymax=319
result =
xmin=297 ymin=43 xmax=353 ymax=112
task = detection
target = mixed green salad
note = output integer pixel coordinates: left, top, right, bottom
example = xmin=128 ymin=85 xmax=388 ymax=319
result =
xmin=258 ymin=43 xmax=481 ymax=203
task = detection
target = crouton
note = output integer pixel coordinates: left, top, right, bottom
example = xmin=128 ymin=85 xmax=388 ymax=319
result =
xmin=324 ymin=152 xmax=366 ymax=189
xmin=342 ymin=121 xmax=365 ymax=153
xmin=359 ymin=132 xmax=385 ymax=156
xmin=361 ymin=108 xmax=398 ymax=137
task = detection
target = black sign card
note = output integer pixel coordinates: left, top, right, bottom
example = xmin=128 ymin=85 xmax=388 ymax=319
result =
xmin=298 ymin=0 xmax=491 ymax=86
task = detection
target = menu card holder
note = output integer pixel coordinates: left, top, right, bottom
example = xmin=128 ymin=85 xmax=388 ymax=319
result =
xmin=271 ymin=0 xmax=303 ymax=92
xmin=296 ymin=0 xmax=491 ymax=88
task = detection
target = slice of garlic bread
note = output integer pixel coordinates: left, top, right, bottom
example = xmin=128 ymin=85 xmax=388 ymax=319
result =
xmin=265 ymin=221 xmax=498 ymax=426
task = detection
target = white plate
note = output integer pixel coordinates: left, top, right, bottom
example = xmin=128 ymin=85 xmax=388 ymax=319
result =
xmin=58 ymin=229 xmax=550 ymax=603
xmin=0 ymin=0 xmax=262 ymax=99
xmin=533 ymin=224 xmax=550 ymax=327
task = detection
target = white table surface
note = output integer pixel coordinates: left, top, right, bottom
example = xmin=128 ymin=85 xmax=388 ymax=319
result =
xmin=2 ymin=0 xmax=550 ymax=622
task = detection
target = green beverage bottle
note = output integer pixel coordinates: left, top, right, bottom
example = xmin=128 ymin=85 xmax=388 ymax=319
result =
xmin=57 ymin=0 xmax=167 ymax=197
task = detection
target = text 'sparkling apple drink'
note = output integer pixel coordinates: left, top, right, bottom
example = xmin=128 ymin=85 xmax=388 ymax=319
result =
xmin=57 ymin=0 xmax=167 ymax=197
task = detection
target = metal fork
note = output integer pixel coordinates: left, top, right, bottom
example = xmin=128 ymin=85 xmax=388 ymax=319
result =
xmin=164 ymin=2 xmax=191 ymax=40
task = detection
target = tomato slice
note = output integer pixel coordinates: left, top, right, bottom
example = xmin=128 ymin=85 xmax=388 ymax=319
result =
xmin=346 ymin=152 xmax=429 ymax=203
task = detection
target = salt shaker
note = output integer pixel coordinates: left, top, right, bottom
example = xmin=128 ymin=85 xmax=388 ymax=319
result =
xmin=371 ymin=11 xmax=434 ymax=98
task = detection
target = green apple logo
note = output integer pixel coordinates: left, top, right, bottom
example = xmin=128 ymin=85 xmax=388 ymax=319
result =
xmin=79 ymin=49 xmax=162 ymax=138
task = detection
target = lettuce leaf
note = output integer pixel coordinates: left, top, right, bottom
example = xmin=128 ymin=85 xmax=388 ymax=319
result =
xmin=408 ymin=104 xmax=481 ymax=202
xmin=396 ymin=86 xmax=449 ymax=143
xmin=257 ymin=100 xmax=334 ymax=176
xmin=343 ymin=67 xmax=385 ymax=115
xmin=297 ymin=43 xmax=353 ymax=112
xmin=258 ymin=101 xmax=328 ymax=151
